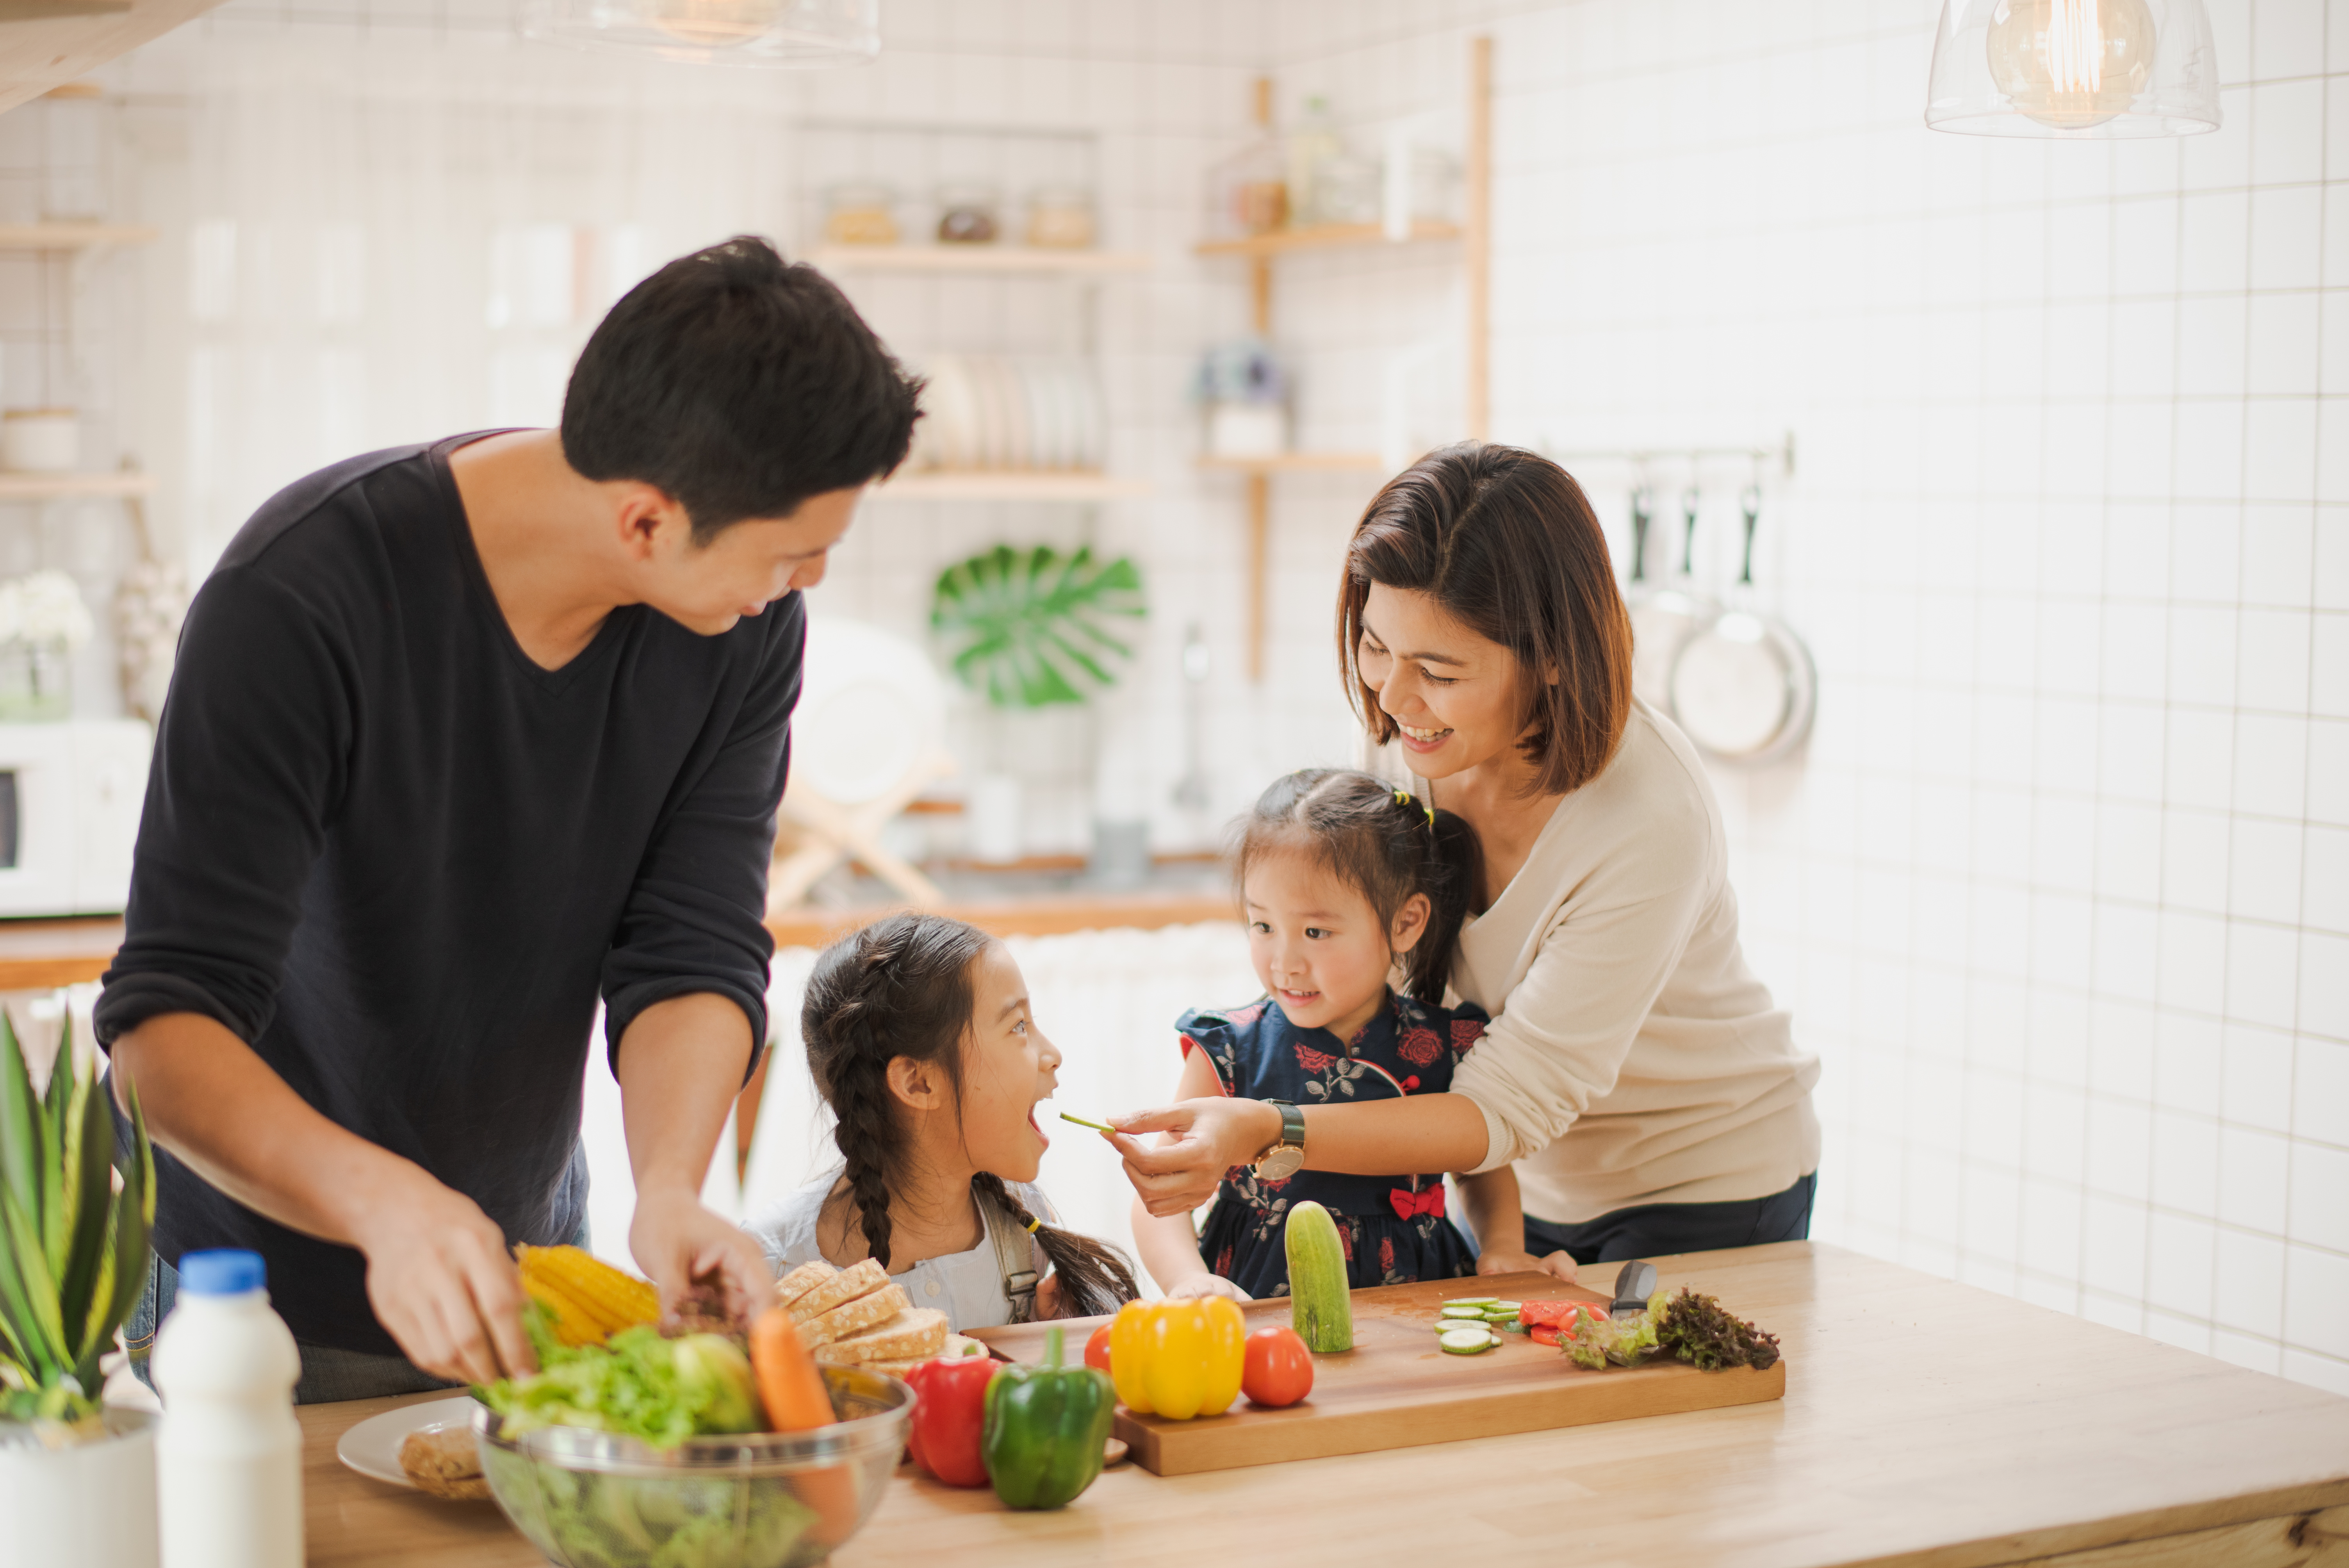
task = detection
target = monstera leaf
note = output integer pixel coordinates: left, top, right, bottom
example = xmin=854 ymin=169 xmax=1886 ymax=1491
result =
xmin=930 ymin=544 xmax=1144 ymax=709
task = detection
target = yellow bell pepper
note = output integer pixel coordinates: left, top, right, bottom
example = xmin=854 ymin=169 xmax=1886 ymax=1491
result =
xmin=1108 ymin=1296 xmax=1246 ymax=1420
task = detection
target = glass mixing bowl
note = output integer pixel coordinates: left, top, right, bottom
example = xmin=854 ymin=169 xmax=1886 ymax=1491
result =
xmin=474 ymin=1365 xmax=914 ymax=1568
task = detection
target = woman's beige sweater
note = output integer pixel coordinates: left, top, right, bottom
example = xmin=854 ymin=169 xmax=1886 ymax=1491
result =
xmin=1412 ymin=701 xmax=1820 ymax=1224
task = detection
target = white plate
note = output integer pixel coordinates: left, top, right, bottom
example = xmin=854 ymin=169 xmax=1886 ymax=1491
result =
xmin=335 ymin=1395 xmax=483 ymax=1488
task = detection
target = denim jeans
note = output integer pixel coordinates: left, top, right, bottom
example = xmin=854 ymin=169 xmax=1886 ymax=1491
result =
xmin=1522 ymin=1171 xmax=1816 ymax=1267
xmin=127 ymin=1216 xmax=589 ymax=1406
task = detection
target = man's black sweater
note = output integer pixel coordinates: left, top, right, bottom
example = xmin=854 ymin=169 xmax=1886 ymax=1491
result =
xmin=96 ymin=437 xmax=795 ymax=1355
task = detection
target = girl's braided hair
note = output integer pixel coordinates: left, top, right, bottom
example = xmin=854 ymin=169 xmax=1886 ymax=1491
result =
xmin=799 ymin=911 xmax=1138 ymax=1319
xmin=1232 ymin=768 xmax=1483 ymax=1005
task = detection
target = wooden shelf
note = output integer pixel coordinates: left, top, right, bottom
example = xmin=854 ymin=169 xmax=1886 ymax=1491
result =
xmin=811 ymin=245 xmax=1150 ymax=276
xmin=1198 ymin=452 xmax=1387 ymax=475
xmin=0 ymin=223 xmax=159 ymax=251
xmin=0 ymin=471 xmax=155 ymax=501
xmin=768 ymin=891 xmax=1233 ymax=951
xmin=874 ymin=469 xmax=1149 ymax=502
xmin=1194 ymin=221 xmax=1461 ymax=260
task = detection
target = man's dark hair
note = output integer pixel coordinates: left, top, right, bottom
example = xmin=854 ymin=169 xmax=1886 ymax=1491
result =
xmin=561 ymin=235 xmax=921 ymax=541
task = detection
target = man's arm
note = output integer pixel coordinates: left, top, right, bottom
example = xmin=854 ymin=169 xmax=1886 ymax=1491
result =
xmin=109 ymin=1014 xmax=534 ymax=1384
xmin=615 ymin=992 xmax=774 ymax=1322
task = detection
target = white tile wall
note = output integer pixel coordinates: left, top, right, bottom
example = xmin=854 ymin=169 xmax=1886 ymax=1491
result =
xmin=1252 ymin=0 xmax=2349 ymax=1395
xmin=48 ymin=0 xmax=2348 ymax=1392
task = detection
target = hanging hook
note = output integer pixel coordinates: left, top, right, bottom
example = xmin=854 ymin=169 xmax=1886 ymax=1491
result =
xmin=1627 ymin=470 xmax=1654 ymax=585
xmin=1679 ymin=474 xmax=1701 ymax=579
xmin=1738 ymin=481 xmax=1761 ymax=587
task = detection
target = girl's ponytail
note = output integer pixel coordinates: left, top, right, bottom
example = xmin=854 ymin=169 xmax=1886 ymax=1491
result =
xmin=1403 ymin=805 xmax=1483 ymax=1005
xmin=970 ymin=1172 xmax=1138 ymax=1319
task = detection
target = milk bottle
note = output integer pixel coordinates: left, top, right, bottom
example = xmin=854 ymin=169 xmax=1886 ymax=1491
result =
xmin=152 ymin=1248 xmax=303 ymax=1568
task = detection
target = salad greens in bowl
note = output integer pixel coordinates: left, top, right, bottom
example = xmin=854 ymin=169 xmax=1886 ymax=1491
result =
xmin=472 ymin=1363 xmax=912 ymax=1568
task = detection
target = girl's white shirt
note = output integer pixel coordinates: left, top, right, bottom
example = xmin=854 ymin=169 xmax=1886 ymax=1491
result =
xmin=747 ymin=1171 xmax=1059 ymax=1333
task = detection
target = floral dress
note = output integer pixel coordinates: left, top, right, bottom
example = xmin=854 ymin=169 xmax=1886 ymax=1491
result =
xmin=1184 ymin=991 xmax=1488 ymax=1298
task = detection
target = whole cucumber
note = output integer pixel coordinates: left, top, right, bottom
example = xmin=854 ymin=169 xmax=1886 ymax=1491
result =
xmin=1285 ymin=1200 xmax=1354 ymax=1352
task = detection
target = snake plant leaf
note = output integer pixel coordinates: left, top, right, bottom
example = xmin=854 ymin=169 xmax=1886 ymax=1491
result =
xmin=1 ymin=1185 xmax=65 ymax=1373
xmin=931 ymin=544 xmax=1144 ymax=709
xmin=0 ymin=1012 xmax=40 ymax=1242
xmin=93 ymin=1082 xmax=154 ymax=1370
xmin=55 ymin=1041 xmax=116 ymax=1361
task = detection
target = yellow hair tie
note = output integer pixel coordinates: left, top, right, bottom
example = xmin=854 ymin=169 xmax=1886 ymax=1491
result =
xmin=1025 ymin=1217 xmax=1043 ymax=1234
xmin=1395 ymin=787 xmax=1435 ymax=828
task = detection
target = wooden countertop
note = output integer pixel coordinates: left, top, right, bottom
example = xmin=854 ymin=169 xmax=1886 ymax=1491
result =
xmin=294 ymin=1243 xmax=2349 ymax=1568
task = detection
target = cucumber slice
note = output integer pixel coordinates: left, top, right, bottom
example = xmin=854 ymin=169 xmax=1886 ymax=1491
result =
xmin=1444 ymin=1296 xmax=1498 ymax=1307
xmin=1439 ymin=1327 xmax=1497 ymax=1353
xmin=1490 ymin=1301 xmax=1523 ymax=1312
xmin=1439 ymin=1304 xmax=1489 ymax=1319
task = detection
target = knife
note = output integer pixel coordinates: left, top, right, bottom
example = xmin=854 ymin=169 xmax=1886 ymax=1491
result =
xmin=1608 ymin=1259 xmax=1658 ymax=1319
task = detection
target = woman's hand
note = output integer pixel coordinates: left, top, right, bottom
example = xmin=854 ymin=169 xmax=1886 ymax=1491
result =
xmin=1472 ymin=1247 xmax=1577 ymax=1284
xmin=1107 ymin=1098 xmax=1281 ymax=1217
xmin=1162 ymin=1273 xmax=1255 ymax=1304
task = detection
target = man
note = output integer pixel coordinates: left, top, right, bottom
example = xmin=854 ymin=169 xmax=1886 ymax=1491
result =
xmin=100 ymin=236 xmax=919 ymax=1401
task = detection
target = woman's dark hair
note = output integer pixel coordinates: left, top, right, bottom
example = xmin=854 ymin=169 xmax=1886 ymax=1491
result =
xmin=798 ymin=911 xmax=1137 ymax=1319
xmin=562 ymin=235 xmax=921 ymax=541
xmin=1338 ymin=441 xmax=1634 ymax=796
xmin=1232 ymin=768 xmax=1483 ymax=1007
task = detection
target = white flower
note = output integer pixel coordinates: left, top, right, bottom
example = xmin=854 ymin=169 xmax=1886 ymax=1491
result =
xmin=9 ymin=571 xmax=94 ymax=650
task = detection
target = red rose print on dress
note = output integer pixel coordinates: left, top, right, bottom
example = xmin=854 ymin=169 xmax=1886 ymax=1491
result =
xmin=1379 ymin=1237 xmax=1396 ymax=1275
xmin=1294 ymin=1042 xmax=1337 ymax=1074
xmin=1397 ymin=1026 xmax=1441 ymax=1066
xmin=1228 ymin=1002 xmax=1266 ymax=1026
xmin=1450 ymin=1018 xmax=1485 ymax=1055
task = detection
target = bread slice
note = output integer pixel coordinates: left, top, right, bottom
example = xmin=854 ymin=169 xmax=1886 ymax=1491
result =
xmin=942 ymin=1333 xmax=988 ymax=1361
xmin=788 ymin=1258 xmax=889 ymax=1327
xmin=773 ymin=1258 xmax=838 ymax=1311
xmin=399 ymin=1425 xmax=489 ymax=1502
xmin=800 ymin=1281 xmax=910 ymax=1347
xmin=811 ymin=1307 xmax=948 ymax=1366
xmin=863 ymin=1354 xmax=934 ymax=1378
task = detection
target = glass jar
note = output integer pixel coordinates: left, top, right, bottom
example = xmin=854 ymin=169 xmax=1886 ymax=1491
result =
xmin=1023 ymin=185 xmax=1096 ymax=249
xmin=0 ymin=638 xmax=71 ymax=722
xmin=934 ymin=182 xmax=1001 ymax=246
xmin=822 ymin=182 xmax=900 ymax=247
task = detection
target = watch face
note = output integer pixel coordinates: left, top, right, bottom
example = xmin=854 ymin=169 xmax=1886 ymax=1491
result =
xmin=1254 ymin=1145 xmax=1306 ymax=1181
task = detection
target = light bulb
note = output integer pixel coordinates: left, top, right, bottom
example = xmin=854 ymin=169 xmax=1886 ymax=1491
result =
xmin=635 ymin=0 xmax=781 ymax=47
xmin=1986 ymin=0 xmax=2157 ymax=130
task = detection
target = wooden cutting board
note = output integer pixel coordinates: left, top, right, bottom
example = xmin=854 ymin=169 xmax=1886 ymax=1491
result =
xmin=969 ymin=1269 xmax=1785 ymax=1476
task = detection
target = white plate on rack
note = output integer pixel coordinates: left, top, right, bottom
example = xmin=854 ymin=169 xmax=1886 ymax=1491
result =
xmin=336 ymin=1395 xmax=482 ymax=1488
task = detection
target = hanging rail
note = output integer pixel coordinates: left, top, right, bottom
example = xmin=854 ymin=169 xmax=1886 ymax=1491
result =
xmin=1540 ymin=431 xmax=1796 ymax=478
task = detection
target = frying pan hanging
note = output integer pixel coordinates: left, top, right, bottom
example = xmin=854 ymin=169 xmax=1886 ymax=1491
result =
xmin=1668 ymin=483 xmax=1814 ymax=766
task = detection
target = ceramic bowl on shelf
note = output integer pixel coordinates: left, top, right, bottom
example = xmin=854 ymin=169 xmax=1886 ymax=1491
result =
xmin=1 ymin=409 xmax=80 ymax=474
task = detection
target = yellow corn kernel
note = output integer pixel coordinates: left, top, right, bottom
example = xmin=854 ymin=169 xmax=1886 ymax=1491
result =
xmin=523 ymin=1278 xmax=607 ymax=1347
xmin=516 ymin=1245 xmax=659 ymax=1336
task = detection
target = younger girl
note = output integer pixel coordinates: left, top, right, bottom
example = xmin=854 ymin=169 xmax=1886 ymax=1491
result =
xmin=750 ymin=912 xmax=1137 ymax=1327
xmin=1130 ymin=768 xmax=1525 ymax=1299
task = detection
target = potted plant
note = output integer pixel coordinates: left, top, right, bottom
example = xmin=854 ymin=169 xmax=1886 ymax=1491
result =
xmin=929 ymin=543 xmax=1145 ymax=871
xmin=0 ymin=1010 xmax=160 ymax=1568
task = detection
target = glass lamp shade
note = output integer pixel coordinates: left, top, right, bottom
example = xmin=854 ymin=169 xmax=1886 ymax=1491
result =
xmin=1926 ymin=0 xmax=2219 ymax=137
xmin=521 ymin=0 xmax=879 ymax=66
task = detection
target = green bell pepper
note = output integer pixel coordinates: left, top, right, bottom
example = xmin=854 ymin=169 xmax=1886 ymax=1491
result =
xmin=980 ymin=1325 xmax=1116 ymax=1510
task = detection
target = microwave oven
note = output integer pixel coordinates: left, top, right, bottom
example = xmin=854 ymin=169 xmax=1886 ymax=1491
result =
xmin=0 ymin=720 xmax=150 ymax=918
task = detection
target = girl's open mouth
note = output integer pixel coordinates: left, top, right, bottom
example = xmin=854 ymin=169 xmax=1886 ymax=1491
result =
xmin=1027 ymin=1105 xmax=1050 ymax=1150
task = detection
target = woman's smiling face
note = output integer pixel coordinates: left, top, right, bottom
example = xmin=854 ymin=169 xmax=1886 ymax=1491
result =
xmin=1356 ymin=581 xmax=1531 ymax=781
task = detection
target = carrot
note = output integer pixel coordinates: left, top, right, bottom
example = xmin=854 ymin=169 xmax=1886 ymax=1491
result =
xmin=750 ymin=1307 xmax=837 ymax=1431
xmin=749 ymin=1306 xmax=859 ymax=1545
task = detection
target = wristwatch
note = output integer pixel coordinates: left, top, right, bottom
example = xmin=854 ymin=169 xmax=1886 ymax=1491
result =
xmin=1251 ymin=1099 xmax=1306 ymax=1181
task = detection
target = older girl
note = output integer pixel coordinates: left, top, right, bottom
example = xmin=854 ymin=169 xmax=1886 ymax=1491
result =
xmin=749 ymin=912 xmax=1136 ymax=1327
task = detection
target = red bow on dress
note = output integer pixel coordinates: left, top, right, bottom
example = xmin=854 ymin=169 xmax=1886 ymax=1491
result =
xmin=1388 ymin=1186 xmax=1446 ymax=1221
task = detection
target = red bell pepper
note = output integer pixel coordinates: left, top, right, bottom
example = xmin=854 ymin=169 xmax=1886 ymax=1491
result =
xmin=905 ymin=1354 xmax=999 ymax=1488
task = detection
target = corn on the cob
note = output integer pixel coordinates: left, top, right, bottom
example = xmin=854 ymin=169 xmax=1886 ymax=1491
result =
xmin=513 ymin=1244 xmax=660 ymax=1345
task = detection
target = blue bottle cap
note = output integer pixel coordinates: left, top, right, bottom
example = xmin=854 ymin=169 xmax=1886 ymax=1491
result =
xmin=178 ymin=1249 xmax=266 ymax=1296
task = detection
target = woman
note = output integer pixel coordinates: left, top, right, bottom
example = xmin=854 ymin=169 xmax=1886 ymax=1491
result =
xmin=1112 ymin=443 xmax=1819 ymax=1274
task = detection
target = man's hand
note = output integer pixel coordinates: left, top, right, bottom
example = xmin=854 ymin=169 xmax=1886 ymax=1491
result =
xmin=349 ymin=1165 xmax=535 ymax=1385
xmin=1107 ymin=1098 xmax=1281 ymax=1217
xmin=631 ymin=1184 xmax=775 ymax=1326
xmin=1474 ymin=1247 xmax=1577 ymax=1284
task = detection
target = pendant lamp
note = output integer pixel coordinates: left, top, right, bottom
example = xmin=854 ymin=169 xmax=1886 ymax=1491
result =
xmin=1926 ymin=0 xmax=2219 ymax=137
xmin=521 ymin=0 xmax=879 ymax=66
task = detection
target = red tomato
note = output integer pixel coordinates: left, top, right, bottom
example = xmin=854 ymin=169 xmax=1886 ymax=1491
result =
xmin=1529 ymin=1323 xmax=1562 ymax=1347
xmin=1084 ymin=1323 xmax=1114 ymax=1373
xmin=1241 ymin=1326 xmax=1314 ymax=1408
